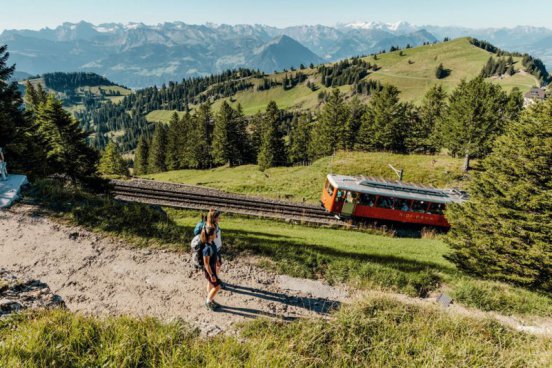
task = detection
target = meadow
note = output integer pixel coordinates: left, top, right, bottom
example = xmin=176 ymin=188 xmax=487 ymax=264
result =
xmin=144 ymin=151 xmax=470 ymax=203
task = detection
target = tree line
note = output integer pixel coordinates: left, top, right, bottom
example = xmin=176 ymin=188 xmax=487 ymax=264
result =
xmin=131 ymin=75 xmax=523 ymax=177
xmin=0 ymin=45 xmax=98 ymax=181
xmin=75 ymin=68 xmax=264 ymax=151
xmin=42 ymin=72 xmax=117 ymax=92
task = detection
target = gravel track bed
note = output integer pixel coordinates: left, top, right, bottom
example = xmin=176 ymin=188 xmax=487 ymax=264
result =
xmin=114 ymin=194 xmax=343 ymax=226
xmin=111 ymin=186 xmax=331 ymax=219
xmin=113 ymin=179 xmax=324 ymax=210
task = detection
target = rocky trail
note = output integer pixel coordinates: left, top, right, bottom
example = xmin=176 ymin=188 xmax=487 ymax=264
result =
xmin=0 ymin=205 xmax=349 ymax=335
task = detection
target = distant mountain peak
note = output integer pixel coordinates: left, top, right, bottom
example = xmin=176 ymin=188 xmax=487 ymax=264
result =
xmin=342 ymin=20 xmax=416 ymax=34
xmin=252 ymin=35 xmax=323 ymax=72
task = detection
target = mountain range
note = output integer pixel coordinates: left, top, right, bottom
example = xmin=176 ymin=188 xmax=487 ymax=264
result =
xmin=1 ymin=20 xmax=551 ymax=88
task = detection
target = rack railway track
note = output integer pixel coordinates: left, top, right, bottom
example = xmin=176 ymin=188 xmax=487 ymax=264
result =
xmin=110 ymin=179 xmax=343 ymax=226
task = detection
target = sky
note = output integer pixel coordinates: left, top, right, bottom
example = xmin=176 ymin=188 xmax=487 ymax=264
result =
xmin=1 ymin=0 xmax=551 ymax=31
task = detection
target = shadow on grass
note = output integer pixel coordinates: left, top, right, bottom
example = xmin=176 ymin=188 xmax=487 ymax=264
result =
xmin=224 ymin=229 xmax=455 ymax=275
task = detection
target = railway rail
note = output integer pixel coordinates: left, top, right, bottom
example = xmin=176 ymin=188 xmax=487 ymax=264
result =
xmin=110 ymin=179 xmax=343 ymax=226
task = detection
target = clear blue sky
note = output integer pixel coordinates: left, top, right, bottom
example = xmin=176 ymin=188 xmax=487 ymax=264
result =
xmin=1 ymin=0 xmax=551 ymax=31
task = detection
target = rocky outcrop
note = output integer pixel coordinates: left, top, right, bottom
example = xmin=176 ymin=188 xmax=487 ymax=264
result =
xmin=0 ymin=268 xmax=65 ymax=317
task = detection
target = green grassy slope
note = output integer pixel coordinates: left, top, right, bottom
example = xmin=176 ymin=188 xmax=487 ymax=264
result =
xmin=144 ymin=151 xmax=469 ymax=202
xmin=2 ymin=298 xmax=550 ymax=367
xmin=145 ymin=109 xmax=186 ymax=123
xmin=19 ymin=77 xmax=132 ymax=111
xmin=147 ymin=38 xmax=538 ymax=121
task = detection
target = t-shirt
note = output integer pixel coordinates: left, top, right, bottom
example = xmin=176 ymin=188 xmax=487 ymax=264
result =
xmin=202 ymin=242 xmax=219 ymax=272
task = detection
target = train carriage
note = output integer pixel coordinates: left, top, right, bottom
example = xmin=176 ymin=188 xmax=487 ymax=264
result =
xmin=321 ymin=174 xmax=466 ymax=228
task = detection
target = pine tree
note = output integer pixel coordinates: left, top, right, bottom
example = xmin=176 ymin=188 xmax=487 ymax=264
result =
xmin=133 ymin=135 xmax=149 ymax=175
xmin=288 ymin=113 xmax=312 ymax=164
xmin=309 ymin=89 xmax=349 ymax=159
xmin=440 ymin=77 xmax=508 ymax=171
xmin=165 ymin=112 xmax=181 ymax=170
xmin=98 ymin=141 xmax=128 ymax=176
xmin=34 ymin=95 xmax=98 ymax=180
xmin=190 ymin=103 xmax=213 ymax=169
xmin=408 ymin=84 xmax=447 ymax=153
xmin=356 ymin=85 xmax=407 ymax=152
xmin=343 ymin=96 xmax=366 ymax=150
xmin=0 ymin=45 xmax=46 ymax=177
xmin=178 ymin=112 xmax=197 ymax=170
xmin=504 ymin=87 xmax=524 ymax=123
xmin=257 ymin=101 xmax=286 ymax=170
xmin=435 ymin=63 xmax=446 ymax=79
xmin=445 ymin=99 xmax=552 ymax=290
xmin=234 ymin=103 xmax=252 ymax=164
xmin=212 ymin=101 xmax=244 ymax=166
xmin=249 ymin=112 xmax=264 ymax=159
xmin=147 ymin=123 xmax=168 ymax=173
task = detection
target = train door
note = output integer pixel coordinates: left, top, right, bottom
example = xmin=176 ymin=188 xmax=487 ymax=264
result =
xmin=341 ymin=191 xmax=356 ymax=217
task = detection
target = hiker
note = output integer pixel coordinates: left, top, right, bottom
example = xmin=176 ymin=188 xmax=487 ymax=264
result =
xmin=194 ymin=209 xmax=223 ymax=273
xmin=202 ymin=226 xmax=222 ymax=310
xmin=0 ymin=147 xmax=7 ymax=181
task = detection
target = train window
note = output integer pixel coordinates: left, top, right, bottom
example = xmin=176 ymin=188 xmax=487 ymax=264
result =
xmin=343 ymin=191 xmax=360 ymax=204
xmin=428 ymin=203 xmax=445 ymax=215
xmin=377 ymin=196 xmax=394 ymax=209
xmin=335 ymin=190 xmax=346 ymax=202
xmin=359 ymin=193 xmax=376 ymax=207
xmin=411 ymin=200 xmax=426 ymax=213
xmin=327 ymin=183 xmax=334 ymax=197
xmin=393 ymin=199 xmax=411 ymax=211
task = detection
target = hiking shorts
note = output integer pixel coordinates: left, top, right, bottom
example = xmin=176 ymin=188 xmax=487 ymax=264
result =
xmin=204 ymin=269 xmax=221 ymax=287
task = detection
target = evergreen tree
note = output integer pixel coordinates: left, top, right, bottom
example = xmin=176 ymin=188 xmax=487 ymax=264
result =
xmin=133 ymin=135 xmax=149 ymax=175
xmin=212 ymin=101 xmax=244 ymax=166
xmin=98 ymin=141 xmax=128 ymax=176
xmin=435 ymin=63 xmax=447 ymax=79
xmin=147 ymin=123 xmax=168 ymax=173
xmin=446 ymin=99 xmax=552 ymax=290
xmin=343 ymin=96 xmax=366 ymax=150
xmin=309 ymin=89 xmax=349 ymax=159
xmin=165 ymin=112 xmax=181 ymax=171
xmin=504 ymin=87 xmax=524 ymax=123
xmin=34 ymin=95 xmax=98 ymax=180
xmin=257 ymin=101 xmax=286 ymax=170
xmin=288 ymin=113 xmax=312 ymax=164
xmin=408 ymin=84 xmax=447 ymax=153
xmin=249 ymin=112 xmax=264 ymax=158
xmin=190 ymin=103 xmax=213 ymax=169
xmin=0 ymin=45 xmax=46 ymax=176
xmin=356 ymin=85 xmax=408 ymax=152
xmin=440 ymin=77 xmax=508 ymax=171
xmin=234 ymin=103 xmax=252 ymax=164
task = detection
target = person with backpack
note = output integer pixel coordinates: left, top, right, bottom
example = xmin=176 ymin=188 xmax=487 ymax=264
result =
xmin=194 ymin=209 xmax=223 ymax=273
xmin=201 ymin=226 xmax=222 ymax=310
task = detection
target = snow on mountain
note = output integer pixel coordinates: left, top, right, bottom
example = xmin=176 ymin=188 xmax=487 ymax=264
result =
xmin=342 ymin=20 xmax=417 ymax=34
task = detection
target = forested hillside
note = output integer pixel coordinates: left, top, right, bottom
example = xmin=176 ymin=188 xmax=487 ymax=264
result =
xmin=76 ymin=37 xmax=547 ymax=152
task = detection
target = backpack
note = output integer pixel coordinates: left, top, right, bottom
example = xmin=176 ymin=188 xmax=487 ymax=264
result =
xmin=190 ymin=234 xmax=205 ymax=268
xmin=193 ymin=221 xmax=206 ymax=236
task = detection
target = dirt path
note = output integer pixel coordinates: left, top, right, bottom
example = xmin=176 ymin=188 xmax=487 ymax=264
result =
xmin=0 ymin=205 xmax=349 ymax=335
xmin=2 ymin=205 xmax=551 ymax=338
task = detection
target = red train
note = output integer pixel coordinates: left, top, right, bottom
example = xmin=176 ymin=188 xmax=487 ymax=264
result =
xmin=321 ymin=174 xmax=466 ymax=228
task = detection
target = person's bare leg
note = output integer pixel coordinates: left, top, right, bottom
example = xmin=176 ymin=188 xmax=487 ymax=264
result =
xmin=208 ymin=285 xmax=221 ymax=302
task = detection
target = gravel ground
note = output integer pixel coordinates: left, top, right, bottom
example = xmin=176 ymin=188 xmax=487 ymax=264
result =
xmin=0 ymin=205 xmax=349 ymax=335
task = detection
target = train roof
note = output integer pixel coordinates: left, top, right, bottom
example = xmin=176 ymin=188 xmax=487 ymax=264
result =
xmin=327 ymin=174 xmax=467 ymax=204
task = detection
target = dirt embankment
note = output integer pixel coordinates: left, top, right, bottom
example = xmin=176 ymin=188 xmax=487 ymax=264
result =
xmin=0 ymin=205 xmax=349 ymax=335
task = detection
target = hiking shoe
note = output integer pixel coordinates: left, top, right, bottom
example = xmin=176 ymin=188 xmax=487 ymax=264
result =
xmin=211 ymin=300 xmax=222 ymax=309
xmin=205 ymin=300 xmax=219 ymax=311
